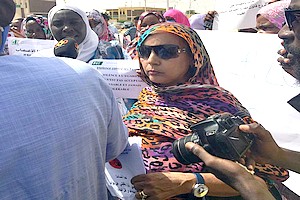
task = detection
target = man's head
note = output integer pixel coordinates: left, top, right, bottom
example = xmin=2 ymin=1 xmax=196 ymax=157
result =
xmin=0 ymin=0 xmax=16 ymax=50
xmin=278 ymin=0 xmax=300 ymax=82
xmin=101 ymin=13 xmax=110 ymax=25
xmin=0 ymin=0 xmax=16 ymax=27
xmin=133 ymin=16 xmax=139 ymax=27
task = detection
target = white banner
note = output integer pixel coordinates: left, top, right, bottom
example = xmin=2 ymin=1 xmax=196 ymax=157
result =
xmin=213 ymin=0 xmax=269 ymax=30
xmin=89 ymin=59 xmax=147 ymax=99
xmin=7 ymin=37 xmax=56 ymax=57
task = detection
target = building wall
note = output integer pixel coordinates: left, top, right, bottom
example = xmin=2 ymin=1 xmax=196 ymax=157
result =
xmin=29 ymin=0 xmax=56 ymax=15
xmin=14 ymin=0 xmax=56 ymax=18
xmin=106 ymin=7 xmax=165 ymax=22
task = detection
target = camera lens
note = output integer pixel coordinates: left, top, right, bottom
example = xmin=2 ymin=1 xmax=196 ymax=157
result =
xmin=172 ymin=134 xmax=203 ymax=165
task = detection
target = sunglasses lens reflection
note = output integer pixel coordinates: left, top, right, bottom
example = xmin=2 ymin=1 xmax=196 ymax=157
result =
xmin=138 ymin=44 xmax=180 ymax=60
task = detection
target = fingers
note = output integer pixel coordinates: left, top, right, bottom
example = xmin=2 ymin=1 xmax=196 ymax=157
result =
xmin=185 ymin=142 xmax=212 ymax=164
xmin=239 ymin=123 xmax=272 ymax=141
xmin=131 ymin=174 xmax=147 ymax=185
xmin=135 ymin=190 xmax=149 ymax=200
xmin=244 ymin=155 xmax=255 ymax=171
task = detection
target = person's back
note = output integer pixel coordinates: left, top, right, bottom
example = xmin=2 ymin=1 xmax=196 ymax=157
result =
xmin=0 ymin=56 xmax=128 ymax=199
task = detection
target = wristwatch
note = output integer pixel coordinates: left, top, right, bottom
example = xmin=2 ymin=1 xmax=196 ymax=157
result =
xmin=193 ymin=183 xmax=209 ymax=197
xmin=192 ymin=173 xmax=209 ymax=197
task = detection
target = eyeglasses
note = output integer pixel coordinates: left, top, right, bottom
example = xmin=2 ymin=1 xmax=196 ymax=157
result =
xmin=284 ymin=8 xmax=300 ymax=30
xmin=166 ymin=19 xmax=176 ymax=22
xmin=138 ymin=44 xmax=187 ymax=60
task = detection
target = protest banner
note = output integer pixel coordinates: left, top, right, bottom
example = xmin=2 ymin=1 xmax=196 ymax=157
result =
xmin=89 ymin=59 xmax=147 ymax=99
xmin=213 ymin=0 xmax=269 ymax=30
xmin=7 ymin=37 xmax=55 ymax=57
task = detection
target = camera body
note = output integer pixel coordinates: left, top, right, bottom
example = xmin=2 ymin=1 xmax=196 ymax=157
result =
xmin=172 ymin=112 xmax=254 ymax=165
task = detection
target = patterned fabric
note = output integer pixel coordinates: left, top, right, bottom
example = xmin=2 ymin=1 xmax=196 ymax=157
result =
xmin=163 ymin=9 xmax=190 ymax=27
xmin=126 ymin=11 xmax=165 ymax=59
xmin=87 ymin=9 xmax=115 ymax=42
xmin=136 ymin=11 xmax=165 ymax=37
xmin=123 ymin=23 xmax=289 ymax=182
xmin=257 ymin=0 xmax=290 ymax=29
xmin=21 ymin=15 xmax=52 ymax=39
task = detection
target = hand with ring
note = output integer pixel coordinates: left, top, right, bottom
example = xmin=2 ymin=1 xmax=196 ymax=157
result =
xmin=132 ymin=172 xmax=196 ymax=199
xmin=138 ymin=190 xmax=148 ymax=200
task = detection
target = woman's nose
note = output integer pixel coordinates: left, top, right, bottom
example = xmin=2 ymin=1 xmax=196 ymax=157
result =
xmin=147 ymin=50 xmax=161 ymax=64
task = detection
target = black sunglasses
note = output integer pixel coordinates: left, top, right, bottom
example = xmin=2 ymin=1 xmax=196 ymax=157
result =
xmin=284 ymin=8 xmax=300 ymax=30
xmin=138 ymin=44 xmax=187 ymax=60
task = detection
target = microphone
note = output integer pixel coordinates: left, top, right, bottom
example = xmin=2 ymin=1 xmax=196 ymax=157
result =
xmin=54 ymin=37 xmax=79 ymax=59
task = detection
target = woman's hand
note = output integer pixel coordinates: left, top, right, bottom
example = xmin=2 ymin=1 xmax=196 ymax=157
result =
xmin=131 ymin=172 xmax=196 ymax=200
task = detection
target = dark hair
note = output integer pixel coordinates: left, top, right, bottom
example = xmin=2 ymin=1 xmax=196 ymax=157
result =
xmin=0 ymin=0 xmax=16 ymax=27
xmin=101 ymin=13 xmax=110 ymax=20
xmin=133 ymin=16 xmax=140 ymax=21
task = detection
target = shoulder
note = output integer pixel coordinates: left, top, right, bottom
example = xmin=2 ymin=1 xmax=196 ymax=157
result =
xmin=58 ymin=57 xmax=110 ymax=87
xmin=4 ymin=56 xmax=115 ymax=101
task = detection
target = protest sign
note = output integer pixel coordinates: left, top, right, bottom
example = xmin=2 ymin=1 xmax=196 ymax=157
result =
xmin=89 ymin=59 xmax=147 ymax=99
xmin=105 ymin=137 xmax=145 ymax=200
xmin=7 ymin=37 xmax=55 ymax=56
xmin=213 ymin=0 xmax=269 ymax=30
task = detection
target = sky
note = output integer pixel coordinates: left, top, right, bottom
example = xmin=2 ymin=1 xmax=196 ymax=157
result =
xmin=56 ymin=0 xmax=215 ymax=14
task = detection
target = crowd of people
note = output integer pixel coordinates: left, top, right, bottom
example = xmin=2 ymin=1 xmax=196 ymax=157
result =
xmin=0 ymin=0 xmax=300 ymax=199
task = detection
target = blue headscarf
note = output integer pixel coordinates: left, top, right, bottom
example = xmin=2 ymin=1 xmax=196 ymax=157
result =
xmin=0 ymin=25 xmax=9 ymax=54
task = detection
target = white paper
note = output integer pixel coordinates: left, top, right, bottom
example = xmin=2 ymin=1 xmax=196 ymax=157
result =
xmin=7 ymin=37 xmax=56 ymax=57
xmin=105 ymin=137 xmax=145 ymax=200
xmin=89 ymin=59 xmax=147 ymax=98
xmin=213 ymin=0 xmax=269 ymax=30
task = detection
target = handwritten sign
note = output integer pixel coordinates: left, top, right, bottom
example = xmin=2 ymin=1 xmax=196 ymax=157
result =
xmin=213 ymin=0 xmax=269 ymax=30
xmin=89 ymin=59 xmax=147 ymax=99
xmin=105 ymin=137 xmax=145 ymax=200
xmin=7 ymin=37 xmax=56 ymax=57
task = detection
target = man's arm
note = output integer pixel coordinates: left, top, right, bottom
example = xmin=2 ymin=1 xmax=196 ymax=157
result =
xmin=239 ymin=123 xmax=300 ymax=173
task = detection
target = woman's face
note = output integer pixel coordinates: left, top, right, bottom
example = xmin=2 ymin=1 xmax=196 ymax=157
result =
xmin=51 ymin=9 xmax=87 ymax=44
xmin=256 ymin=15 xmax=280 ymax=34
xmin=140 ymin=14 xmax=161 ymax=28
xmin=139 ymin=32 xmax=193 ymax=86
xmin=25 ymin=20 xmax=46 ymax=39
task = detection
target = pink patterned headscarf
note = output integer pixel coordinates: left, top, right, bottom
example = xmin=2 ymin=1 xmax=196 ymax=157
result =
xmin=163 ymin=9 xmax=190 ymax=27
xmin=257 ymin=0 xmax=290 ymax=29
xmin=87 ymin=9 xmax=114 ymax=42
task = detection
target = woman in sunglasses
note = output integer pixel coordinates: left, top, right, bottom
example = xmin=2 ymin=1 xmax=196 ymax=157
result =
xmin=123 ymin=23 xmax=289 ymax=200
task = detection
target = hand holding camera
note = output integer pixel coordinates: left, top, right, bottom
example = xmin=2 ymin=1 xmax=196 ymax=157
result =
xmin=172 ymin=112 xmax=254 ymax=165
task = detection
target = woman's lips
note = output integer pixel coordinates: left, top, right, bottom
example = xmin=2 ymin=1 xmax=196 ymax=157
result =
xmin=148 ymin=70 xmax=160 ymax=75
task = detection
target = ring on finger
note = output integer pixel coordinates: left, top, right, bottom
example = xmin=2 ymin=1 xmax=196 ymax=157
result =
xmin=139 ymin=190 xmax=148 ymax=200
